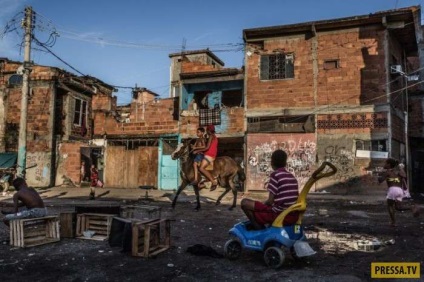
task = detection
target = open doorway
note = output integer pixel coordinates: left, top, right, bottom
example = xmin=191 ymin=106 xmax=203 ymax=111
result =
xmin=80 ymin=147 xmax=104 ymax=186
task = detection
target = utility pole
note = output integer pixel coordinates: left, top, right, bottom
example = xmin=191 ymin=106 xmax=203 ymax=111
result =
xmin=17 ymin=6 xmax=33 ymax=177
xmin=404 ymin=70 xmax=411 ymax=192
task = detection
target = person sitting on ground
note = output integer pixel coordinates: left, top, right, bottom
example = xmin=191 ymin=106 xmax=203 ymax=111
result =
xmin=378 ymin=157 xmax=419 ymax=227
xmin=194 ymin=124 xmax=219 ymax=191
xmin=190 ymin=127 xmax=206 ymax=185
xmin=241 ymin=149 xmax=299 ymax=230
xmin=2 ymin=177 xmax=46 ymax=227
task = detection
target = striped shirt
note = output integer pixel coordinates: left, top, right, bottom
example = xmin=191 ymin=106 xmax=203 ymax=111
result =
xmin=267 ymin=167 xmax=299 ymax=213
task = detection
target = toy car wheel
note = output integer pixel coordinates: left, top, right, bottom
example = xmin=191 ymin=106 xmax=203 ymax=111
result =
xmin=264 ymin=246 xmax=285 ymax=269
xmin=224 ymin=239 xmax=242 ymax=260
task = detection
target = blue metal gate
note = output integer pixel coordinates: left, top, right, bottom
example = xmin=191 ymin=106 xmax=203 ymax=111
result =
xmin=158 ymin=137 xmax=179 ymax=190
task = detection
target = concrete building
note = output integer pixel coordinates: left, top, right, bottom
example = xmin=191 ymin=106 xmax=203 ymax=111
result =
xmin=169 ymin=49 xmax=245 ymax=164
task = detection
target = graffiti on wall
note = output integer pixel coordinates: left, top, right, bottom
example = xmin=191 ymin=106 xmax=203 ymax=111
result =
xmin=26 ymin=152 xmax=51 ymax=185
xmin=318 ymin=144 xmax=381 ymax=188
xmin=321 ymin=145 xmax=355 ymax=183
xmin=247 ymin=135 xmax=316 ymax=190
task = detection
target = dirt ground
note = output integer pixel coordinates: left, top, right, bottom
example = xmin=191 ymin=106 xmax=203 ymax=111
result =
xmin=0 ymin=188 xmax=423 ymax=282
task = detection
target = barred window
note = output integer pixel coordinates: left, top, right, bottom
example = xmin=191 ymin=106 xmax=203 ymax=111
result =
xmin=260 ymin=53 xmax=294 ymax=80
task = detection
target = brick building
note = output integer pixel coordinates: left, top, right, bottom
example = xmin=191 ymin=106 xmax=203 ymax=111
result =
xmin=0 ymin=58 xmax=114 ymax=188
xmin=243 ymin=6 xmax=422 ymax=192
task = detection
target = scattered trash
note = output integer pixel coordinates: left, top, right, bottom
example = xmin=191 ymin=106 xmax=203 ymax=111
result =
xmin=385 ymin=239 xmax=395 ymax=245
xmin=347 ymin=211 xmax=370 ymax=218
xmin=318 ymin=209 xmax=328 ymax=216
xmin=28 ymin=253 xmax=35 ymax=257
xmin=98 ymin=250 xmax=104 ymax=253
xmin=167 ymin=263 xmax=174 ymax=267
xmin=355 ymin=240 xmax=382 ymax=252
xmin=83 ymin=230 xmax=95 ymax=238
xmin=180 ymin=220 xmax=185 ymax=223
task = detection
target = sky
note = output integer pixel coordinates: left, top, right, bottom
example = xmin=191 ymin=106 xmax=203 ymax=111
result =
xmin=1 ymin=0 xmax=423 ymax=105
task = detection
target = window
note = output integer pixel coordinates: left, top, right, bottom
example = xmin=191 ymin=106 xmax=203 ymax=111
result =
xmin=73 ymin=98 xmax=88 ymax=126
xmin=323 ymin=59 xmax=339 ymax=70
xmin=8 ymin=74 xmax=23 ymax=86
xmin=356 ymin=140 xmax=387 ymax=152
xmin=260 ymin=53 xmax=294 ymax=80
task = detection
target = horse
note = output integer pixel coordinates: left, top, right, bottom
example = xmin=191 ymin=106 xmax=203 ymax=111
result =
xmin=171 ymin=139 xmax=246 ymax=211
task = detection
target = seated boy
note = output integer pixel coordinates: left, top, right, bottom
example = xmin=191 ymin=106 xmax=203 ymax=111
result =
xmin=241 ymin=150 xmax=299 ymax=230
xmin=190 ymin=127 xmax=206 ymax=185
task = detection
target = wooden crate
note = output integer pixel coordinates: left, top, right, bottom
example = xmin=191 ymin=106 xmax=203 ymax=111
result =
xmin=132 ymin=218 xmax=171 ymax=258
xmin=76 ymin=213 xmax=115 ymax=241
xmin=120 ymin=205 xmax=161 ymax=220
xmin=10 ymin=216 xmax=60 ymax=248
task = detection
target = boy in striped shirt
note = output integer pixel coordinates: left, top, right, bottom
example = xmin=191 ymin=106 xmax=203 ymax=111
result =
xmin=241 ymin=149 xmax=299 ymax=230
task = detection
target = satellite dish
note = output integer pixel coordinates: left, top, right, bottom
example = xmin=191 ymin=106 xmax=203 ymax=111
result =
xmin=16 ymin=65 xmax=24 ymax=75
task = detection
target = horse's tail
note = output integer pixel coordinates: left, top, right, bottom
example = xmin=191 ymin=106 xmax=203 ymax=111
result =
xmin=237 ymin=164 xmax=246 ymax=182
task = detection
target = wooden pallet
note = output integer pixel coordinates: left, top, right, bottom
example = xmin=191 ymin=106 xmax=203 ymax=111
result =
xmin=76 ymin=213 xmax=115 ymax=241
xmin=10 ymin=215 xmax=60 ymax=248
xmin=132 ymin=218 xmax=171 ymax=258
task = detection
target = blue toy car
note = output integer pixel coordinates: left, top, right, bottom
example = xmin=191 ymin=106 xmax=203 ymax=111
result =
xmin=224 ymin=161 xmax=337 ymax=268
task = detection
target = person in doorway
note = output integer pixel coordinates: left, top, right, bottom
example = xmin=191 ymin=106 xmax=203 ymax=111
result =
xmin=2 ymin=177 xmax=46 ymax=227
xmin=241 ymin=150 xmax=299 ymax=230
xmin=190 ymin=127 xmax=206 ymax=185
xmin=378 ymin=157 xmax=419 ymax=227
xmin=80 ymin=160 xmax=86 ymax=185
xmin=89 ymin=164 xmax=103 ymax=200
xmin=194 ymin=124 xmax=219 ymax=191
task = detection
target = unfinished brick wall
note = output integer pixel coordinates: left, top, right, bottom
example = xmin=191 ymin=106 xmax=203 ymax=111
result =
xmin=93 ymin=98 xmax=178 ymax=136
xmin=92 ymin=93 xmax=112 ymax=111
xmin=246 ymin=27 xmax=390 ymax=110
xmin=4 ymin=78 xmax=55 ymax=153
xmin=246 ymin=35 xmax=314 ymax=109
xmin=56 ymin=141 xmax=85 ymax=186
xmin=317 ymin=27 xmax=387 ymax=106
xmin=182 ymin=61 xmax=219 ymax=73
xmin=179 ymin=107 xmax=244 ymax=137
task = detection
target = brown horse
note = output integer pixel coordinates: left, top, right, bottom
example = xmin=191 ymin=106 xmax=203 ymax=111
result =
xmin=171 ymin=139 xmax=245 ymax=211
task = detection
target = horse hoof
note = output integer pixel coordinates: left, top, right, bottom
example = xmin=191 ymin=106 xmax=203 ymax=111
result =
xmin=228 ymin=206 xmax=235 ymax=211
xmin=194 ymin=207 xmax=201 ymax=211
xmin=215 ymin=201 xmax=221 ymax=206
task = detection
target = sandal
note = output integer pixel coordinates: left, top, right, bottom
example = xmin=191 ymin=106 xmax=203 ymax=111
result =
xmin=210 ymin=180 xmax=218 ymax=192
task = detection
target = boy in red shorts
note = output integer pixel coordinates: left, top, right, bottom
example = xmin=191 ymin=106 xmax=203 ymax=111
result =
xmin=241 ymin=149 xmax=299 ymax=230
